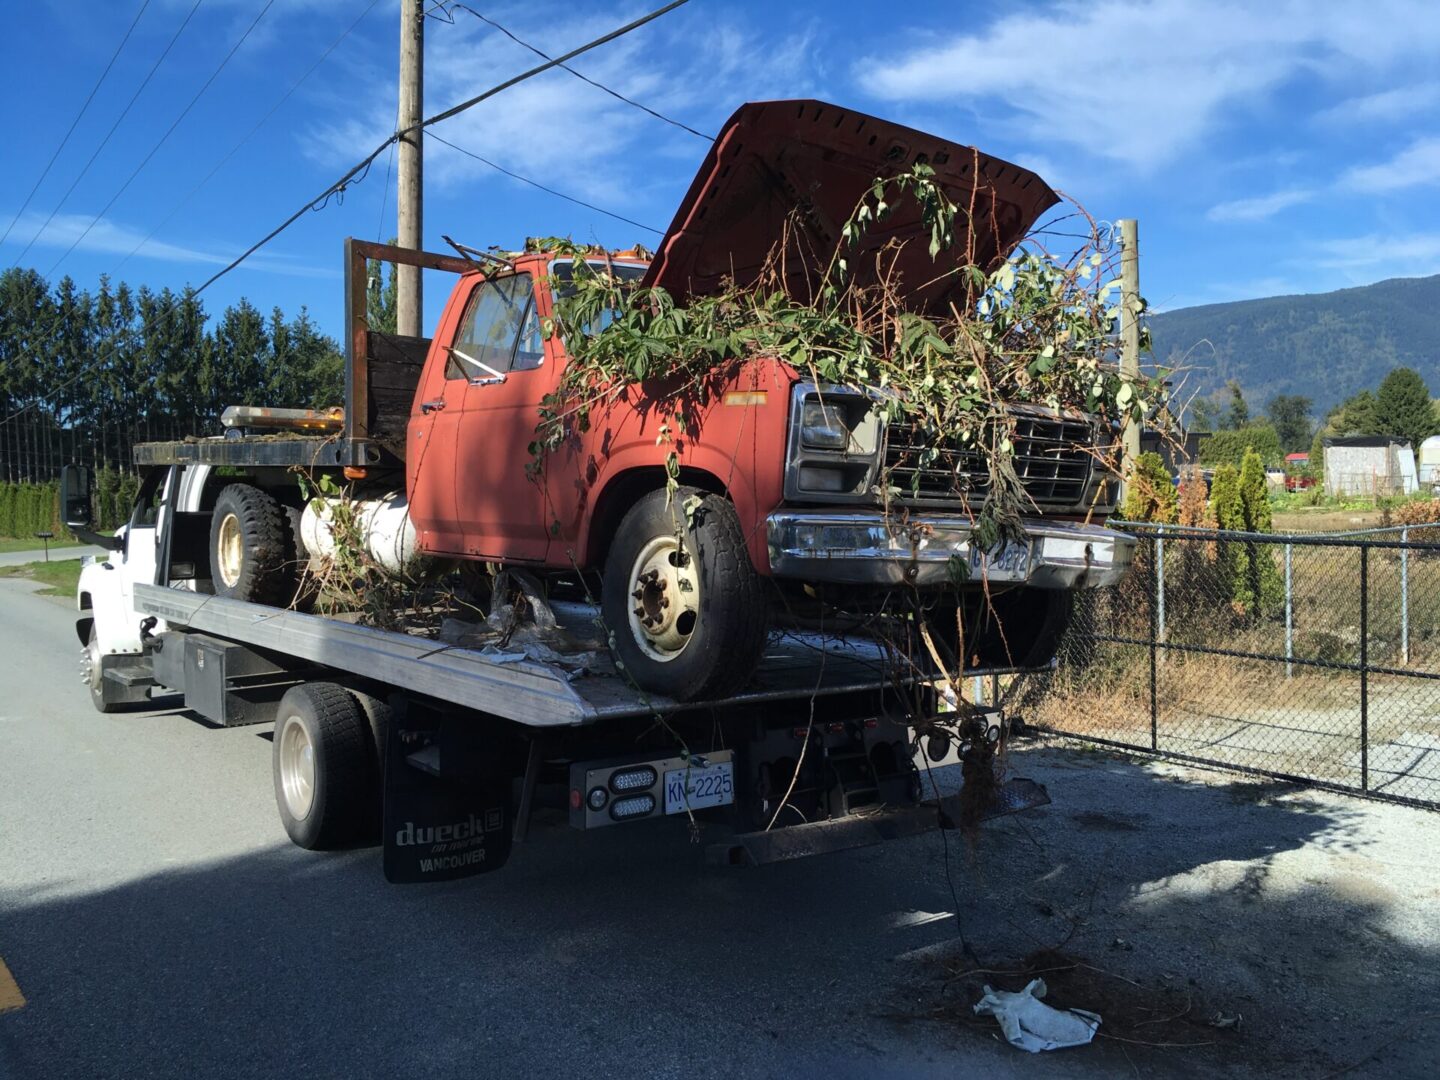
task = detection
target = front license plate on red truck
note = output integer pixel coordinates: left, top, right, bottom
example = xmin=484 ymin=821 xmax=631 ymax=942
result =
xmin=664 ymin=762 xmax=734 ymax=814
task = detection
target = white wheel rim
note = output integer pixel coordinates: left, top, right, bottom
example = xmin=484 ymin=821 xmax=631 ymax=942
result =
xmin=626 ymin=534 xmax=700 ymax=663
xmin=278 ymin=715 xmax=316 ymax=820
xmin=216 ymin=512 xmax=243 ymax=588
xmin=82 ymin=637 xmax=101 ymax=691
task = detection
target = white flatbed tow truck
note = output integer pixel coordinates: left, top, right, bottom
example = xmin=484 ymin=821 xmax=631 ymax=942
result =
xmin=65 ymin=462 xmax=1048 ymax=883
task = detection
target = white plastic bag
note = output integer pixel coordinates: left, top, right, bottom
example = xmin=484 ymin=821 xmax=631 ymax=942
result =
xmin=973 ymin=978 xmax=1101 ymax=1053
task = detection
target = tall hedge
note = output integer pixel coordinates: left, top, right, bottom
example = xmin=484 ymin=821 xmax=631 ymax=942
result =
xmin=0 ymin=482 xmax=64 ymax=539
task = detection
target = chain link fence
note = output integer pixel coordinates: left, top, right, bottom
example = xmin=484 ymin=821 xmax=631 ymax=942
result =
xmin=1017 ymin=523 xmax=1440 ymax=809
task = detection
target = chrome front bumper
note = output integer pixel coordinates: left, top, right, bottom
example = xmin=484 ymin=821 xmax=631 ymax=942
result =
xmin=766 ymin=512 xmax=1136 ymax=589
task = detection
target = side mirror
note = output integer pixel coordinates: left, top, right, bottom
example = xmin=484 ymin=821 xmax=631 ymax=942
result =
xmin=60 ymin=465 xmax=122 ymax=550
xmin=61 ymin=464 xmax=93 ymax=529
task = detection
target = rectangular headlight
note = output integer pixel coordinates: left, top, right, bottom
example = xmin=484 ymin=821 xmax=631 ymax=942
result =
xmin=801 ymin=401 xmax=848 ymax=450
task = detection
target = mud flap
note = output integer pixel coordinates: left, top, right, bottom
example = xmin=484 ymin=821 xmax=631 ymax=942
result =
xmin=381 ymin=711 xmax=513 ymax=884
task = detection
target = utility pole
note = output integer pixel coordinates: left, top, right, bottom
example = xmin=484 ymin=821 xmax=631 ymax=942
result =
xmin=396 ymin=0 xmax=424 ymax=337
xmin=1118 ymin=218 xmax=1141 ymax=483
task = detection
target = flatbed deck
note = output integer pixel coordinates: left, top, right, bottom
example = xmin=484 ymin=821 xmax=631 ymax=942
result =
xmin=133 ymin=584 xmax=952 ymax=728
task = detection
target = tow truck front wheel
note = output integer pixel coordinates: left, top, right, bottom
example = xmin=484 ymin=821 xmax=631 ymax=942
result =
xmin=272 ymin=682 xmax=377 ymax=850
xmin=601 ymin=486 xmax=768 ymax=702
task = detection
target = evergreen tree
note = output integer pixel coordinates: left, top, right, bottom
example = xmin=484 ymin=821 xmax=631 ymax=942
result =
xmin=366 ymin=240 xmax=399 ymax=335
xmin=1375 ymin=367 xmax=1437 ymax=449
xmin=1121 ymin=451 xmax=1178 ymax=523
xmin=1266 ymin=394 xmax=1312 ymax=452
xmin=1224 ymin=380 xmax=1249 ymax=430
xmin=1234 ymin=448 xmax=1282 ymax=616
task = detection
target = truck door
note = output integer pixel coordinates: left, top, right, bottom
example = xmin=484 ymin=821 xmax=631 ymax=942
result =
xmin=443 ymin=270 xmax=551 ymax=561
xmin=117 ymin=467 xmax=169 ymax=622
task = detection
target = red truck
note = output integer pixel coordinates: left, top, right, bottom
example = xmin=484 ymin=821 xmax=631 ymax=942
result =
xmin=135 ymin=99 xmax=1134 ymax=702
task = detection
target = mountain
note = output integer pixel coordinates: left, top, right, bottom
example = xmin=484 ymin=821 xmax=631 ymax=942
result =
xmin=1147 ymin=274 xmax=1440 ymax=415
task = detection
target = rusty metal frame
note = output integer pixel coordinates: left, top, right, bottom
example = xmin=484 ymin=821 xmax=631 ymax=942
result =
xmin=344 ymin=238 xmax=476 ymax=464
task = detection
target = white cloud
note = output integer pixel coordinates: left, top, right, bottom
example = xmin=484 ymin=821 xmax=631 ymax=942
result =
xmin=1340 ymin=136 xmax=1440 ymax=193
xmin=0 ymin=211 xmax=331 ymax=277
xmin=304 ymin=7 xmax=820 ymax=210
xmin=1206 ymin=187 xmax=1313 ymax=222
xmin=1312 ymin=231 xmax=1440 ymax=276
xmin=853 ymin=0 xmax=1440 ymax=169
xmin=1315 ymin=82 xmax=1440 ymax=126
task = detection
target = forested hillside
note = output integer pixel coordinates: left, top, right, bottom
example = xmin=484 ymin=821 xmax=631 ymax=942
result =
xmin=1148 ymin=274 xmax=1440 ymax=413
xmin=0 ymin=267 xmax=344 ymax=482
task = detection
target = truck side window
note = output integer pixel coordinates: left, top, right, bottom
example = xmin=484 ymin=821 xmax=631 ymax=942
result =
xmin=446 ymin=273 xmax=534 ymax=380
xmin=129 ymin=469 xmax=166 ymax=528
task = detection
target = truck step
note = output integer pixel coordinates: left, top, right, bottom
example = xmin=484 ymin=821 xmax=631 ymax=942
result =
xmin=104 ymin=667 xmax=156 ymax=688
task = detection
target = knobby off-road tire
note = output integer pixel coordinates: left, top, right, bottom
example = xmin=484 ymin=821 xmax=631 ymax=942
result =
xmin=272 ymin=682 xmax=378 ymax=850
xmin=601 ymin=486 xmax=768 ymax=702
xmin=209 ymin=483 xmax=292 ymax=605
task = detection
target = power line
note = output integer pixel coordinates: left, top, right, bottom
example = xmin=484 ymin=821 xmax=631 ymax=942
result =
xmin=189 ymin=0 xmax=691 ymax=298
xmin=425 ymin=131 xmax=662 ymax=234
xmin=1 ymin=0 xmax=690 ymax=428
xmin=0 ymin=0 xmax=154 ymax=249
xmin=115 ymin=0 xmax=387 ymax=275
xmin=10 ymin=0 xmax=206 ymax=269
xmin=420 ymin=0 xmax=689 ymax=130
xmin=47 ymin=0 xmax=279 ymax=278
xmin=451 ymin=3 xmax=712 ymax=141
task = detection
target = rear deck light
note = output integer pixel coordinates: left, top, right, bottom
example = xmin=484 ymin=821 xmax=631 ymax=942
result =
xmin=791 ymin=726 xmax=809 ymax=739
xmin=827 ymin=722 xmax=845 ymax=734
xmin=587 ymin=787 xmax=609 ymax=812
xmin=569 ymin=788 xmax=582 ymax=811
xmin=609 ymin=766 xmax=658 ymax=793
xmin=609 ymin=794 xmax=656 ymax=820
xmin=863 ymin=718 xmax=878 ymax=729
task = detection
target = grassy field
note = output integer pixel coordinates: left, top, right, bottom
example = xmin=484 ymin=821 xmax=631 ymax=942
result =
xmin=0 ymin=559 xmax=83 ymax=596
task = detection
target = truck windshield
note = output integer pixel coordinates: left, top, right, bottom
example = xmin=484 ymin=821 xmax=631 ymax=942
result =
xmin=548 ymin=260 xmax=647 ymax=335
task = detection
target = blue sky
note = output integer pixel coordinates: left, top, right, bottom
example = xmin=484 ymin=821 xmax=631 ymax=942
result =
xmin=4 ymin=0 xmax=1440 ymax=340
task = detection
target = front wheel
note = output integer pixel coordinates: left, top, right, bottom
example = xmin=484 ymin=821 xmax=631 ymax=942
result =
xmin=601 ymin=487 xmax=768 ymax=702
xmin=81 ymin=622 xmax=133 ymax=713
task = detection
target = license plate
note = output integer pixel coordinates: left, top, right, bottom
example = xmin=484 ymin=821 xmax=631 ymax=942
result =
xmin=969 ymin=539 xmax=1031 ymax=579
xmin=664 ymin=762 xmax=734 ymax=815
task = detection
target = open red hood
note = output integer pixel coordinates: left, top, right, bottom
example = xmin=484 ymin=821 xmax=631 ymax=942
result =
xmin=643 ymin=100 xmax=1058 ymax=317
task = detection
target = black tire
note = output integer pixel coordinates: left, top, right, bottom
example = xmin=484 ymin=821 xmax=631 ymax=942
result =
xmin=601 ymin=486 xmax=768 ymax=701
xmin=209 ymin=483 xmax=291 ymax=605
xmin=272 ymin=682 xmax=377 ymax=850
xmin=284 ymin=503 xmax=317 ymax=612
xmin=959 ymin=589 xmax=1074 ymax=670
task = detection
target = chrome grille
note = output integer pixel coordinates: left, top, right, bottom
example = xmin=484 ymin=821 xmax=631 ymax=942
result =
xmin=883 ymin=411 xmax=1095 ymax=505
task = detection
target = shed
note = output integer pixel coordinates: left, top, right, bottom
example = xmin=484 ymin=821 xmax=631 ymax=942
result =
xmin=1322 ymin=435 xmax=1414 ymax=497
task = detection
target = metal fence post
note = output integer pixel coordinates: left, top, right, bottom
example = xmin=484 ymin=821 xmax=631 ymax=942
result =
xmin=1155 ymin=530 xmax=1166 ymax=659
xmin=1284 ymin=543 xmax=1293 ymax=679
xmin=1401 ymin=526 xmax=1409 ymax=666
xmin=1360 ymin=544 xmax=1369 ymax=793
xmin=1150 ymin=536 xmax=1159 ymax=752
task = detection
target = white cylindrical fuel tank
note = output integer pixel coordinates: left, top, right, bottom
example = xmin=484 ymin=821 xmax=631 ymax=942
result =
xmin=300 ymin=490 xmax=423 ymax=576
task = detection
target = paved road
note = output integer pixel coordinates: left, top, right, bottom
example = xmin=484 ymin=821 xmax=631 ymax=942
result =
xmin=0 ymin=579 xmax=1112 ymax=1080
xmin=0 ymin=545 xmax=107 ymax=568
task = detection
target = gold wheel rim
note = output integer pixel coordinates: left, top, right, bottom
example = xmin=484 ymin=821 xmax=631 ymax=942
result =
xmin=216 ymin=512 xmax=243 ymax=587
